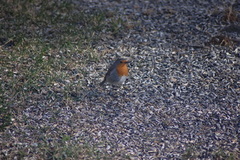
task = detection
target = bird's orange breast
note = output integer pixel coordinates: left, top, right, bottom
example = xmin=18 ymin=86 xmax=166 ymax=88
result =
xmin=116 ymin=63 xmax=128 ymax=76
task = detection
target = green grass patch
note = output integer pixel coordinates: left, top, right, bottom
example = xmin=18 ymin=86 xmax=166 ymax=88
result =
xmin=0 ymin=0 xmax=127 ymax=101
xmin=37 ymin=136 xmax=130 ymax=160
xmin=0 ymin=0 xmax=130 ymax=158
xmin=0 ymin=95 xmax=12 ymax=132
xmin=182 ymin=145 xmax=239 ymax=160
xmin=213 ymin=149 xmax=239 ymax=160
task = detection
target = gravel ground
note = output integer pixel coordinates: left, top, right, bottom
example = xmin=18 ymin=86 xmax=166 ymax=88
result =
xmin=1 ymin=0 xmax=240 ymax=159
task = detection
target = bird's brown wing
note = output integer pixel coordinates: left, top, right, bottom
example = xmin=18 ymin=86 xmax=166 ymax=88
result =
xmin=100 ymin=60 xmax=118 ymax=85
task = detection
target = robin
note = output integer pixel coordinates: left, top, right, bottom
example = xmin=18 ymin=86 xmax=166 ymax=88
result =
xmin=100 ymin=58 xmax=130 ymax=86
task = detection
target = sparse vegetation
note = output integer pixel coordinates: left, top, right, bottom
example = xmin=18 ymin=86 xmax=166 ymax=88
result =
xmin=0 ymin=95 xmax=11 ymax=132
xmin=213 ymin=149 xmax=239 ymax=160
xmin=0 ymin=0 xmax=128 ymax=159
xmin=0 ymin=0 xmax=126 ymax=111
xmin=223 ymin=4 xmax=239 ymax=23
xmin=181 ymin=147 xmax=197 ymax=160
